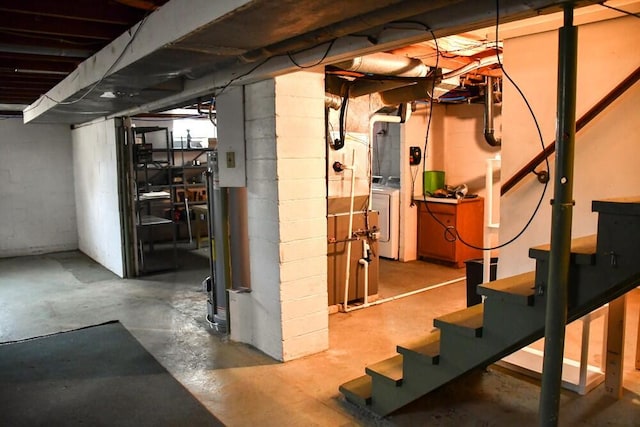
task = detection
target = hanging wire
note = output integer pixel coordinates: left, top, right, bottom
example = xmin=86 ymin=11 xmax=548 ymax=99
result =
xmin=599 ymin=1 xmax=640 ymax=18
xmin=449 ymin=0 xmax=551 ymax=251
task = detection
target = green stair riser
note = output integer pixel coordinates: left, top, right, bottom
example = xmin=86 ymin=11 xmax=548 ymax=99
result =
xmin=369 ymin=377 xmax=419 ymax=416
xmin=365 ymin=355 xmax=403 ymax=387
xmin=482 ymin=299 xmax=545 ymax=340
xmin=433 ymin=304 xmax=484 ymax=339
xmin=477 ymin=271 xmax=537 ymax=307
xmin=339 ymin=375 xmax=372 ymax=407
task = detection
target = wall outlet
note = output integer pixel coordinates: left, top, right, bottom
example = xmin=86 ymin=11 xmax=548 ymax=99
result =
xmin=226 ymin=151 xmax=236 ymax=168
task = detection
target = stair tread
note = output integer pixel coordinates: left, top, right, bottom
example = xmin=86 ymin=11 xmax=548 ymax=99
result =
xmin=397 ymin=330 xmax=440 ymax=362
xmin=477 ymin=271 xmax=536 ymax=305
xmin=365 ymin=354 xmax=403 ymax=384
xmin=434 ymin=303 xmax=484 ymax=337
xmin=593 ymin=197 xmax=640 ymax=215
xmin=529 ymin=234 xmax=597 ymax=264
xmin=339 ymin=375 xmax=372 ymax=406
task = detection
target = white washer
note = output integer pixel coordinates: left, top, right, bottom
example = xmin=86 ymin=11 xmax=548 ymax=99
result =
xmin=372 ymin=185 xmax=400 ymax=259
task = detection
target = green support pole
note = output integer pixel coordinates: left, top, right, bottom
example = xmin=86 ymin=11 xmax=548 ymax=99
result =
xmin=539 ymin=4 xmax=578 ymax=426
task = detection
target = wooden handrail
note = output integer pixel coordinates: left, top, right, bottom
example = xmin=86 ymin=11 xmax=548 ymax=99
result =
xmin=501 ymin=65 xmax=640 ymax=196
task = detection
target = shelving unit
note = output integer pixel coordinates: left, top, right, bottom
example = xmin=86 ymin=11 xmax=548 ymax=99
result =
xmin=133 ymin=127 xmax=176 ymax=273
xmin=132 ymin=126 xmax=212 ymax=274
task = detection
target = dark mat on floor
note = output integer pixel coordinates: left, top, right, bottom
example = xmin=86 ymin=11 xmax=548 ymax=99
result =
xmin=0 ymin=321 xmax=224 ymax=426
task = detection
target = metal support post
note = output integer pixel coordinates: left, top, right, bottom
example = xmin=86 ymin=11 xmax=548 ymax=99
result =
xmin=539 ymin=5 xmax=578 ymax=426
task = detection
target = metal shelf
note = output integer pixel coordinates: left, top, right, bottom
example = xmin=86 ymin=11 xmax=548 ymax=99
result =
xmin=138 ymin=214 xmax=173 ymax=226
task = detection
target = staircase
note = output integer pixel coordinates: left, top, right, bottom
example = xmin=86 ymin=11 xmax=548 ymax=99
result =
xmin=339 ymin=197 xmax=640 ymax=416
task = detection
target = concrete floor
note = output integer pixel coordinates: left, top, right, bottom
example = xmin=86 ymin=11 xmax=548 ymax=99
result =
xmin=1 ymin=250 xmax=639 ymax=426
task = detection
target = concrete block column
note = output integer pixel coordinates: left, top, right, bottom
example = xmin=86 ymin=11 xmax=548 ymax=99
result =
xmin=234 ymin=71 xmax=327 ymax=361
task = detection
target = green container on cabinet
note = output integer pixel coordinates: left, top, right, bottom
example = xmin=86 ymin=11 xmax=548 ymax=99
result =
xmin=423 ymin=170 xmax=445 ymax=195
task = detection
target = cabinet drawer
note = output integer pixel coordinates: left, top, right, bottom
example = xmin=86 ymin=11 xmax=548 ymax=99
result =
xmin=419 ymin=201 xmax=456 ymax=215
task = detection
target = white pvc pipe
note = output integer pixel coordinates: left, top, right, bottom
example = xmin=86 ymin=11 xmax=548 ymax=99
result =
xmin=484 ymin=155 xmax=501 ymax=283
xmin=344 ymin=276 xmax=465 ymax=312
xmin=342 ymin=150 xmax=357 ymax=312
xmin=361 ymin=239 xmax=370 ymax=305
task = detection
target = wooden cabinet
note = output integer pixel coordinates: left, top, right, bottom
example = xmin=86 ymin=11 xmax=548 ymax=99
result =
xmin=417 ymin=197 xmax=484 ymax=268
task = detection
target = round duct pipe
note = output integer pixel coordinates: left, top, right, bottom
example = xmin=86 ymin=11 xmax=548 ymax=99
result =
xmin=324 ymin=93 xmax=342 ymax=109
xmin=334 ymin=52 xmax=429 ymax=77
xmin=483 ymin=75 xmax=501 ymax=147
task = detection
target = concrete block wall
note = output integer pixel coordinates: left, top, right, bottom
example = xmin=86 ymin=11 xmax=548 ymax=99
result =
xmin=274 ymin=71 xmax=328 ymax=360
xmin=72 ymin=119 xmax=124 ymax=277
xmin=0 ymin=118 xmax=77 ymax=257
xmin=236 ymin=71 xmax=328 ymax=361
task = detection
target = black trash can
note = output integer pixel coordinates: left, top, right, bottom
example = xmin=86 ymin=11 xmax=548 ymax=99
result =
xmin=464 ymin=257 xmax=498 ymax=307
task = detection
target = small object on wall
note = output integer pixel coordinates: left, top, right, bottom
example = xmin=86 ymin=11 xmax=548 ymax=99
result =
xmin=409 ymin=146 xmax=421 ymax=165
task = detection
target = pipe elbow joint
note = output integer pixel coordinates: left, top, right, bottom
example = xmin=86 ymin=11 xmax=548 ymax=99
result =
xmin=484 ymin=131 xmax=502 ymax=147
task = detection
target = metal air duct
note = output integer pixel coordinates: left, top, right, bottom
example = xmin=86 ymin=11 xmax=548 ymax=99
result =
xmin=483 ymin=75 xmax=501 ymax=147
xmin=333 ymin=52 xmax=429 ymax=77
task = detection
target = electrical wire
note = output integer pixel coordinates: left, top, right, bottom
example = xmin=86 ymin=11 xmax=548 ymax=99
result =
xmin=441 ymin=0 xmax=550 ymax=251
xmin=213 ymin=38 xmax=338 ymax=99
xmin=599 ymin=2 xmax=640 ymax=18
xmin=287 ymin=39 xmax=337 ymax=69
xmin=413 ymin=0 xmax=550 ymax=251
xmin=386 ymin=21 xmax=441 ymax=208
xmin=411 ymin=28 xmax=439 ymax=208
xmin=212 ymin=56 xmax=275 ymax=99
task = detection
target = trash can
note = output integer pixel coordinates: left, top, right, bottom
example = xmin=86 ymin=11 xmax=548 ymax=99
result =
xmin=464 ymin=257 xmax=498 ymax=307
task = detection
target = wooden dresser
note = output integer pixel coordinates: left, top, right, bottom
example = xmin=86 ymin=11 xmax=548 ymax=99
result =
xmin=416 ymin=197 xmax=484 ymax=268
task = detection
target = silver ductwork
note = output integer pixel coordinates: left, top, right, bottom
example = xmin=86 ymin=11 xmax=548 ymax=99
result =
xmin=334 ymin=52 xmax=429 ymax=77
xmin=483 ymin=75 xmax=501 ymax=147
xmin=324 ymin=93 xmax=342 ymax=109
xmin=443 ymin=54 xmax=502 ymax=80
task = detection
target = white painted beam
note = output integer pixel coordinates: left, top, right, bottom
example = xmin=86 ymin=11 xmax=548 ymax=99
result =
xmin=23 ymin=0 xmax=252 ymax=123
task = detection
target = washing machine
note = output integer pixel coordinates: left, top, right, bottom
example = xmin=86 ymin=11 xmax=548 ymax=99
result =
xmin=372 ymin=184 xmax=400 ymax=259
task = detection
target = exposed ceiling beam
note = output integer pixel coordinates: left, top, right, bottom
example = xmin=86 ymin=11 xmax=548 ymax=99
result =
xmin=0 ymin=0 xmax=145 ymax=25
xmin=0 ymin=71 xmax=64 ymax=81
xmin=0 ymin=52 xmax=83 ymax=64
xmin=0 ymin=33 xmax=103 ymax=51
xmin=0 ymin=12 xmax=128 ymax=41
xmin=0 ymin=58 xmax=78 ymax=73
xmin=0 ymin=42 xmax=92 ymax=58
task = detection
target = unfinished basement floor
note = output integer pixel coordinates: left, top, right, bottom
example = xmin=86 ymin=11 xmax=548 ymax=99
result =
xmin=1 ymin=251 xmax=638 ymax=426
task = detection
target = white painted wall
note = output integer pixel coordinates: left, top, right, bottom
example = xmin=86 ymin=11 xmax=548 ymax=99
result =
xmin=398 ymin=102 xmax=498 ymax=262
xmin=72 ymin=119 xmax=124 ymax=277
xmin=229 ymin=71 xmax=328 ymax=361
xmin=0 ymin=118 xmax=77 ymax=257
xmin=499 ymin=16 xmax=640 ymax=278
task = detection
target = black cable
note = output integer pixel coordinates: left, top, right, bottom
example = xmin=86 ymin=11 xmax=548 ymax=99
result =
xmin=390 ymin=21 xmax=441 ymax=208
xmin=425 ymin=0 xmax=551 ymax=251
xmin=214 ymin=38 xmax=339 ymax=99
xmin=454 ymin=0 xmax=550 ymax=251
xmin=287 ymin=39 xmax=337 ymax=69
xmin=600 ymin=2 xmax=640 ymax=18
xmin=412 ymin=49 xmax=439 ymax=209
xmin=212 ymin=56 xmax=273 ymax=98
